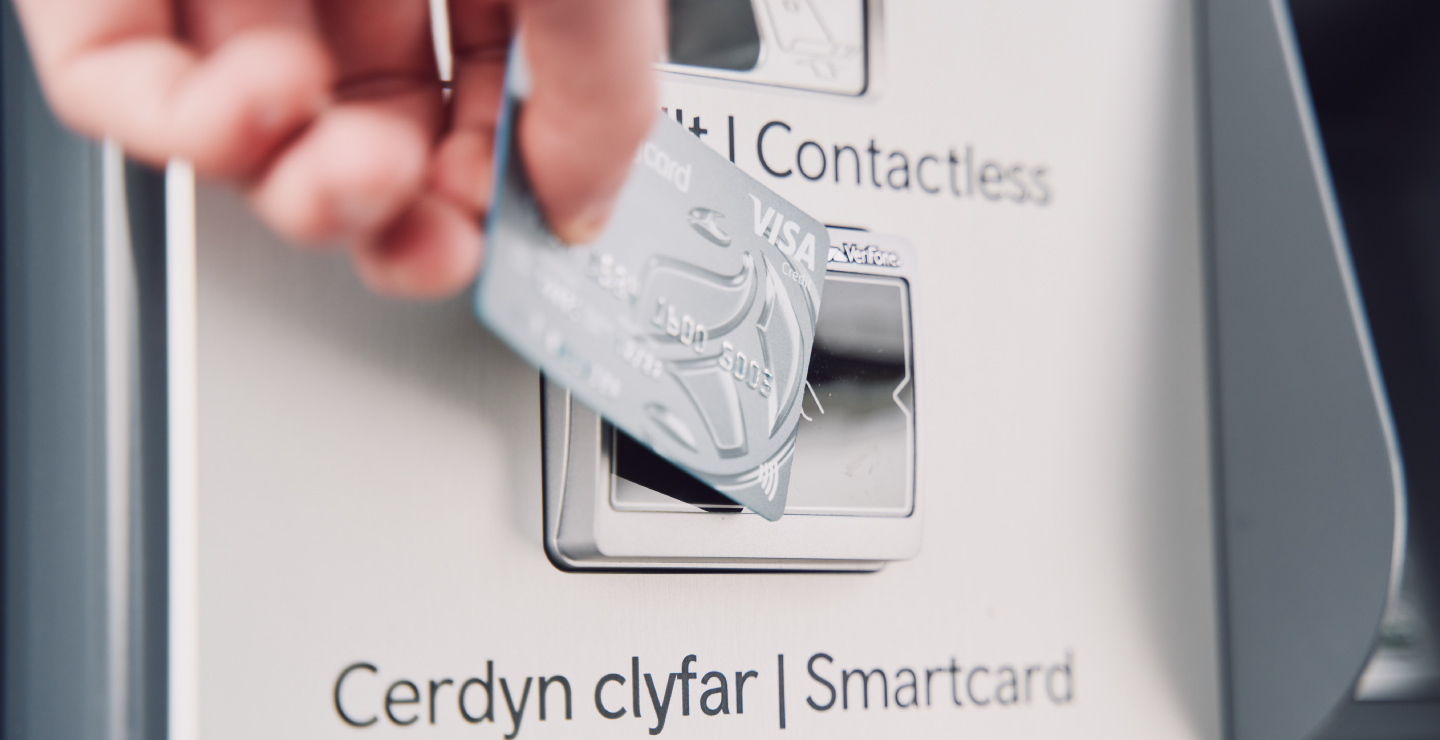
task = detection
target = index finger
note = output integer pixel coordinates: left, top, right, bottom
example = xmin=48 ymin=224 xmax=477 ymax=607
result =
xmin=511 ymin=0 xmax=664 ymax=244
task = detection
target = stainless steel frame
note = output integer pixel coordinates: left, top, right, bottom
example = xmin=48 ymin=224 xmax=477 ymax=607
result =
xmin=541 ymin=231 xmax=921 ymax=571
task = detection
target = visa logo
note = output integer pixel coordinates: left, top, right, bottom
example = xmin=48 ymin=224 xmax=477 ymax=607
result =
xmin=749 ymin=194 xmax=818 ymax=272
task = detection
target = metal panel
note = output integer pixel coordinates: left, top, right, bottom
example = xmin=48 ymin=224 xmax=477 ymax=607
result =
xmin=1 ymin=1 xmax=168 ymax=737
xmin=1200 ymin=1 xmax=1403 ymax=738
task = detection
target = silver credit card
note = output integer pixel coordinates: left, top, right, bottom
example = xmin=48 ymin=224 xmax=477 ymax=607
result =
xmin=475 ymin=66 xmax=827 ymax=521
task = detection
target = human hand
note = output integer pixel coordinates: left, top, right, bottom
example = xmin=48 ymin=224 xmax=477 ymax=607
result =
xmin=14 ymin=0 xmax=663 ymax=297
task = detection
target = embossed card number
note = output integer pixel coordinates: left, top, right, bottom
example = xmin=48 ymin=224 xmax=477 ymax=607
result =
xmin=477 ymin=66 xmax=827 ymax=520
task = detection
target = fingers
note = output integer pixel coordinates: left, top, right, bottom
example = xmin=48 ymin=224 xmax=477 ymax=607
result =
xmin=164 ymin=29 xmax=332 ymax=177
xmin=433 ymin=0 xmax=511 ymax=213
xmin=353 ymin=196 xmax=483 ymax=297
xmin=271 ymin=0 xmax=480 ymax=296
xmin=248 ymin=0 xmax=447 ymax=259
xmin=198 ymin=0 xmax=472 ymax=296
xmin=17 ymin=0 xmax=661 ymax=298
xmin=512 ymin=0 xmax=664 ymax=244
xmin=382 ymin=0 xmax=666 ymax=293
xmin=14 ymin=0 xmax=332 ymax=178
xmin=178 ymin=0 xmax=316 ymax=51
xmin=247 ymin=106 xmax=430 ymax=244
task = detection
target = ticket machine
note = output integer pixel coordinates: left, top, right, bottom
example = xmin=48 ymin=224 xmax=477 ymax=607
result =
xmin=1 ymin=1 xmax=1429 ymax=738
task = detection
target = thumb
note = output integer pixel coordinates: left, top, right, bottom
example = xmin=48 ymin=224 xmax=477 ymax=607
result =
xmin=514 ymin=0 xmax=663 ymax=244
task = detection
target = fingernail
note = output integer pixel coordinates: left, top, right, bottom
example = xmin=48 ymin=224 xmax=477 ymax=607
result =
xmin=555 ymin=196 xmax=617 ymax=246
